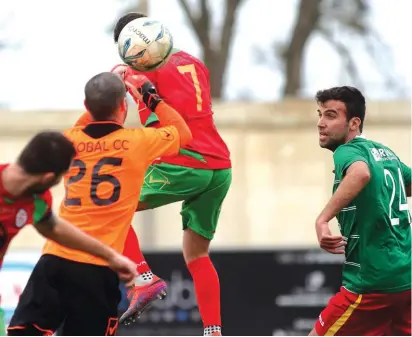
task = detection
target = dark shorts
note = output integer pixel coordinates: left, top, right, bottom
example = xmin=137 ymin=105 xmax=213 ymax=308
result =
xmin=315 ymin=286 xmax=411 ymax=336
xmin=7 ymin=254 xmax=120 ymax=336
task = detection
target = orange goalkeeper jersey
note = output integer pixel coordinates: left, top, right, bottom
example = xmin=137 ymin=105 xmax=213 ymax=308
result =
xmin=43 ymin=120 xmax=180 ymax=266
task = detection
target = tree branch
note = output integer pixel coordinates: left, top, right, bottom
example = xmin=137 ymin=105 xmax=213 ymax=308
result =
xmin=199 ymin=0 xmax=211 ymax=47
xmin=219 ymin=0 xmax=242 ymax=52
xmin=318 ymin=28 xmax=362 ymax=90
xmin=177 ymin=0 xmax=242 ymax=98
xmin=178 ymin=0 xmax=196 ymax=30
xmin=282 ymin=0 xmax=322 ymax=97
xmin=178 ymin=0 xmax=210 ymax=47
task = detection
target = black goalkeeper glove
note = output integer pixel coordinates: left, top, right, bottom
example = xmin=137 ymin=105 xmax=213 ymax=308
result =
xmin=138 ymin=81 xmax=163 ymax=111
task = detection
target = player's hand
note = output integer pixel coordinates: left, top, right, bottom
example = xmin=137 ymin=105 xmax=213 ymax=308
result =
xmin=124 ymin=74 xmax=145 ymax=101
xmin=111 ymin=64 xmax=128 ymax=81
xmin=316 ymin=221 xmax=347 ymax=254
xmin=107 ymin=253 xmax=137 ymax=288
xmin=124 ymin=73 xmax=163 ymax=111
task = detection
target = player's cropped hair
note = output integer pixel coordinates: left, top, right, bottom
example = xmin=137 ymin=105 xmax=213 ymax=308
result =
xmin=113 ymin=12 xmax=147 ymax=43
xmin=84 ymin=72 xmax=126 ymax=121
xmin=18 ymin=131 xmax=76 ymax=175
xmin=315 ymin=86 xmax=366 ymax=132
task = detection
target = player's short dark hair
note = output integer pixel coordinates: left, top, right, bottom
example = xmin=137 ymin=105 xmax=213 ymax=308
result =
xmin=315 ymin=86 xmax=366 ymax=132
xmin=84 ymin=72 xmax=126 ymax=121
xmin=114 ymin=12 xmax=147 ymax=43
xmin=18 ymin=131 xmax=76 ymax=175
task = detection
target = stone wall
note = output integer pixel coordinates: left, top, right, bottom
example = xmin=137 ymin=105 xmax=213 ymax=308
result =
xmin=1 ymin=100 xmax=410 ymax=250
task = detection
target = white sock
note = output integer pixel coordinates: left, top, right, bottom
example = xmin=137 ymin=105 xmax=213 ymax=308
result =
xmin=204 ymin=325 xmax=221 ymax=336
xmin=135 ymin=271 xmax=153 ymax=285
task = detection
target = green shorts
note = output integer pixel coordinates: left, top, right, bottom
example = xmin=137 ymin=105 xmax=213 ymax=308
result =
xmin=138 ymin=163 xmax=232 ymax=240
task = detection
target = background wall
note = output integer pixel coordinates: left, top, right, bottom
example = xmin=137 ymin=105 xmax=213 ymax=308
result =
xmin=2 ymin=100 xmax=410 ymax=251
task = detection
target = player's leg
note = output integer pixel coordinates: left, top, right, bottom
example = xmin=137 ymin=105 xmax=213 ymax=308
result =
xmin=313 ymin=287 xmax=392 ymax=336
xmin=120 ymin=225 xmax=167 ymax=325
xmin=123 ymin=225 xmax=153 ymax=279
xmin=387 ymin=289 xmax=411 ymax=336
xmin=182 ymin=168 xmax=232 ymax=336
xmin=7 ymin=255 xmax=64 ymax=336
xmin=120 ymin=163 xmax=212 ymax=324
xmin=58 ymin=259 xmax=121 ymax=336
xmin=126 ymin=163 xmax=210 ymax=278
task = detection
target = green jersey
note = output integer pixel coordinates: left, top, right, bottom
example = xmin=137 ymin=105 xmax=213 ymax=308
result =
xmin=333 ymin=136 xmax=411 ymax=293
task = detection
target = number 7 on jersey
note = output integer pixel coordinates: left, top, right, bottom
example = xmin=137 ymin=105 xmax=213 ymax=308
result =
xmin=177 ymin=64 xmax=202 ymax=111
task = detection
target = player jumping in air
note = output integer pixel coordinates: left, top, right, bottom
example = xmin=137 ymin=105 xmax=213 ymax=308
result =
xmin=311 ymin=86 xmax=411 ymax=336
xmin=111 ymin=12 xmax=232 ymax=336
xmin=8 ymin=72 xmax=192 ymax=336
xmin=0 ymin=131 xmax=138 ymax=336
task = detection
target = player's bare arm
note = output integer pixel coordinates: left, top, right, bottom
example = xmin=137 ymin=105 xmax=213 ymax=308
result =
xmin=34 ymin=214 xmax=137 ymax=287
xmin=316 ymin=161 xmax=370 ymax=254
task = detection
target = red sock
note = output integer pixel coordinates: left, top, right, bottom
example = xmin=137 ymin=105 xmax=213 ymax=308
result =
xmin=187 ymin=256 xmax=221 ymax=327
xmin=123 ymin=226 xmax=151 ymax=274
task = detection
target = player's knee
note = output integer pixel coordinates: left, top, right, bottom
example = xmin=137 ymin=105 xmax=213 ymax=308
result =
xmin=183 ymin=251 xmax=209 ymax=265
xmin=182 ymin=228 xmax=210 ymax=264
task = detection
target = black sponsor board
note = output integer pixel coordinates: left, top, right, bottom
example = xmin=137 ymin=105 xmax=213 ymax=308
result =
xmin=117 ymin=249 xmax=344 ymax=336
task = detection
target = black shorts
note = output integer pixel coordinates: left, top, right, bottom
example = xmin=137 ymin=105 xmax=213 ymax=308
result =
xmin=7 ymin=254 xmax=121 ymax=336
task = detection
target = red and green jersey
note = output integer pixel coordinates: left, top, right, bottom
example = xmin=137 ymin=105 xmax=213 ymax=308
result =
xmin=0 ymin=164 xmax=53 ymax=266
xmin=333 ymin=136 xmax=411 ymax=293
xmin=126 ymin=49 xmax=231 ymax=170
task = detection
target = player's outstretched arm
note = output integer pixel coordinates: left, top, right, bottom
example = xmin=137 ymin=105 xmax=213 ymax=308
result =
xmin=34 ymin=214 xmax=137 ymax=286
xmin=124 ymin=74 xmax=192 ymax=146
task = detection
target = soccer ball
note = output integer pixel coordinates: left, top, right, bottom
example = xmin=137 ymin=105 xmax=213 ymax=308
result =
xmin=118 ymin=18 xmax=174 ymax=72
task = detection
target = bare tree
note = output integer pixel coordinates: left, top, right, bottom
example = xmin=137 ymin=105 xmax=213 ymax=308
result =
xmin=281 ymin=0 xmax=322 ymax=98
xmin=279 ymin=0 xmax=402 ymax=97
xmin=178 ymin=0 xmax=244 ymax=99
